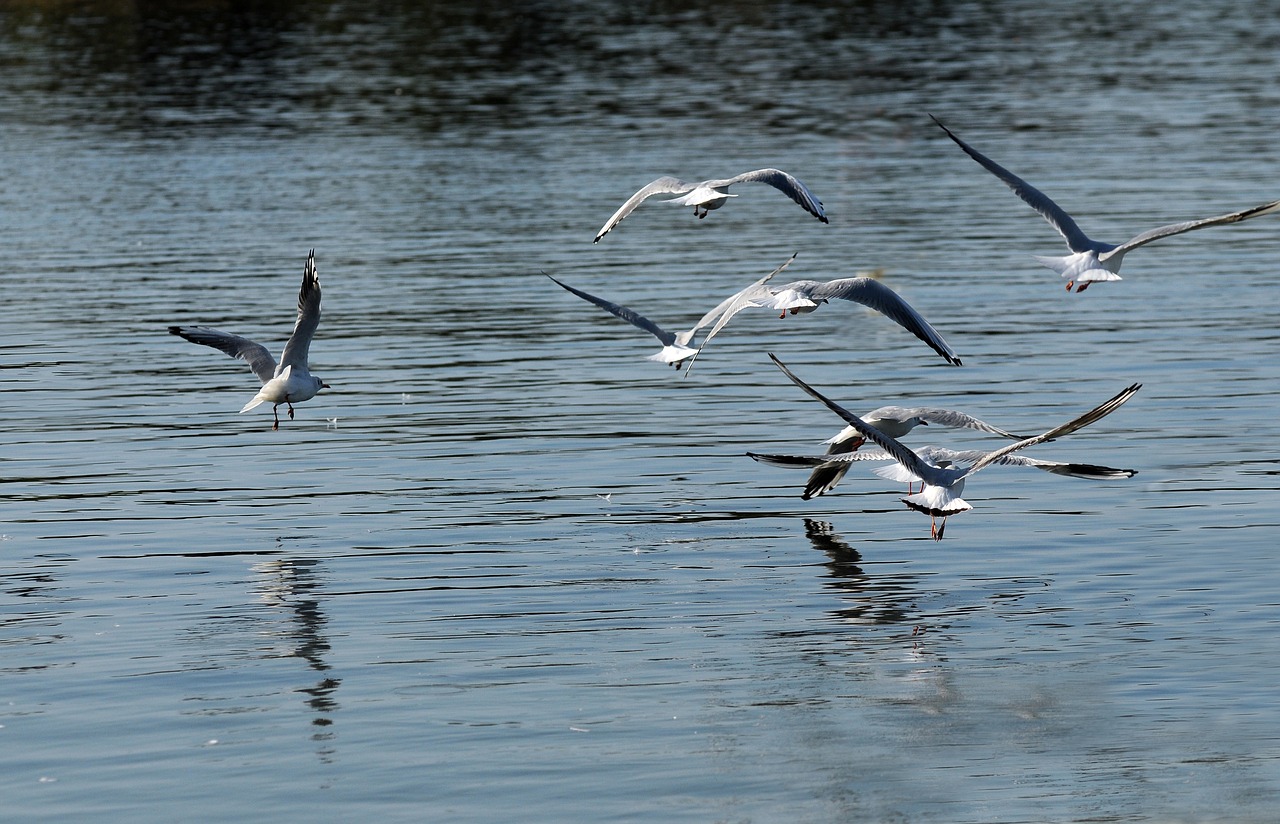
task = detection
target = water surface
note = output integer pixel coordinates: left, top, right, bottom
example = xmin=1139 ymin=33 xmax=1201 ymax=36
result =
xmin=3 ymin=2 xmax=1280 ymax=821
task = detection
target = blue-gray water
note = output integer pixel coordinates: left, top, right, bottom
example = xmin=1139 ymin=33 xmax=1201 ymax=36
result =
xmin=4 ymin=2 xmax=1280 ymax=821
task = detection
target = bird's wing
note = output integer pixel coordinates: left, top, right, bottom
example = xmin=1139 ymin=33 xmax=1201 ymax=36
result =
xmin=169 ymin=325 xmax=277 ymax=385
xmin=869 ymin=406 xmax=1027 ymax=439
xmin=987 ymin=455 xmax=1138 ymax=479
xmin=964 ymin=384 xmax=1141 ymax=478
xmin=686 ymin=253 xmax=798 ymax=338
xmin=707 ymin=169 xmax=829 ymax=223
xmin=914 ymin=447 xmax=1137 ymax=480
xmin=680 ymin=253 xmax=798 ymax=374
xmin=546 ymin=273 xmax=675 ymax=346
xmin=593 ymin=176 xmax=697 ymax=242
xmin=279 ymin=249 xmax=322 ymax=372
xmin=930 ymin=115 xmax=1095 ymax=253
xmin=747 ymin=448 xmax=895 ymax=468
xmin=804 ymin=277 xmax=962 ymax=365
xmin=1102 ymin=199 xmax=1280 ymax=261
xmin=768 ymin=354 xmax=956 ymax=488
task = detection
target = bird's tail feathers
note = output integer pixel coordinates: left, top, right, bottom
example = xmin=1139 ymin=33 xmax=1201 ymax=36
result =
xmin=902 ymin=488 xmax=971 ymax=517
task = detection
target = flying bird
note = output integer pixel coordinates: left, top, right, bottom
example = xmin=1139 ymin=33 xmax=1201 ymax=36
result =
xmin=758 ymin=406 xmax=1028 ymax=499
xmin=546 ymin=255 xmax=796 ymax=369
xmin=169 ymin=250 xmax=329 ymax=430
xmin=593 ymin=169 xmax=828 ymax=242
xmin=767 ymin=353 xmax=1139 ymax=539
xmin=931 ymin=115 xmax=1280 ymax=292
xmin=686 ymin=264 xmax=962 ymax=370
xmin=750 ymin=444 xmax=1135 ymax=497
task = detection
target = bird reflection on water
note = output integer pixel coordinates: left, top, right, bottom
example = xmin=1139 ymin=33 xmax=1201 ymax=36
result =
xmin=802 ymin=519 xmax=920 ymax=629
xmin=253 ymin=557 xmax=341 ymax=741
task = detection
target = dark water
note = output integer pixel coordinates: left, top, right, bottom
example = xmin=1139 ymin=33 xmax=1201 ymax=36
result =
xmin=4 ymin=1 xmax=1280 ymax=821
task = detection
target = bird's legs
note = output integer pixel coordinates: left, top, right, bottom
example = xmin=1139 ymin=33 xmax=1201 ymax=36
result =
xmin=287 ymin=401 xmax=296 ymax=420
xmin=1065 ymin=280 xmax=1091 ymax=293
xmin=272 ymin=404 xmax=281 ymax=431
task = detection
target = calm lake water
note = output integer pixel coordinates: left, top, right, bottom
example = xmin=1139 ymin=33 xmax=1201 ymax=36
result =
xmin=4 ymin=1 xmax=1280 ymax=821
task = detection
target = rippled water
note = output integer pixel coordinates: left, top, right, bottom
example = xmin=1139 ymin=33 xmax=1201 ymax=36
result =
xmin=4 ymin=2 xmax=1280 ymax=821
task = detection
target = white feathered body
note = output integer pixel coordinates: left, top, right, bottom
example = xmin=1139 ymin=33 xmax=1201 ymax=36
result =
xmin=240 ymin=364 xmax=327 ymax=413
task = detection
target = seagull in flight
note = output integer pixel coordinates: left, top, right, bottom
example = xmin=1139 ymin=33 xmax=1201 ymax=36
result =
xmin=767 ymin=353 xmax=1140 ymax=539
xmin=685 ymin=263 xmax=963 ymax=371
xmin=593 ymin=169 xmax=828 ymax=242
xmin=931 ymin=115 xmax=1280 ymax=292
xmin=170 ymin=250 xmax=329 ymax=430
xmin=546 ymin=255 xmax=796 ymax=369
xmin=756 ymin=406 xmax=1028 ymax=499
xmin=750 ymin=444 xmax=1136 ymax=498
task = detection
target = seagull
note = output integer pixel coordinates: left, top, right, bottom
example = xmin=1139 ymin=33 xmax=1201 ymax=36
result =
xmin=686 ymin=264 xmax=963 ymax=369
xmin=546 ymin=254 xmax=796 ymax=369
xmin=760 ymin=406 xmax=1028 ymax=499
xmin=767 ymin=353 xmax=1140 ymax=539
xmin=169 ymin=250 xmax=329 ymax=431
xmin=931 ymin=115 xmax=1280 ymax=292
xmin=750 ymin=444 xmax=1136 ymax=497
xmin=593 ymin=169 xmax=828 ymax=242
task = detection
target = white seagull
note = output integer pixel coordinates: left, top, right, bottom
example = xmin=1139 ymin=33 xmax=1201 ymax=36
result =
xmin=750 ymin=445 xmax=1136 ymax=498
xmin=170 ymin=250 xmax=329 ymax=430
xmin=768 ymin=353 xmax=1140 ymax=539
xmin=761 ymin=406 xmax=1028 ymax=499
xmin=687 ymin=264 xmax=962 ymax=369
xmin=593 ymin=169 xmax=828 ymax=242
xmin=546 ymin=255 xmax=796 ymax=369
xmin=931 ymin=115 xmax=1280 ymax=292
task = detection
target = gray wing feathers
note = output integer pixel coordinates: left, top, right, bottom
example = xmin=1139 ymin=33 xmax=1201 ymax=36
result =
xmin=1104 ymin=199 xmax=1280 ymax=260
xmin=871 ymin=406 xmax=1026 ymax=439
xmin=768 ymin=354 xmax=951 ymax=486
xmin=968 ymin=384 xmax=1141 ymax=476
xmin=807 ymin=278 xmax=961 ymax=365
xmin=748 ymin=450 xmax=895 ymax=468
xmin=930 ymin=115 xmax=1095 ymax=253
xmin=914 ymin=448 xmax=1137 ymax=479
xmin=169 ymin=326 xmax=277 ymax=385
xmin=685 ymin=253 xmax=799 ymax=360
xmin=713 ymin=169 xmax=828 ymax=222
xmin=546 ymin=273 xmax=676 ymax=346
xmin=593 ymin=176 xmax=696 ymax=242
xmin=279 ymin=249 xmax=322 ymax=371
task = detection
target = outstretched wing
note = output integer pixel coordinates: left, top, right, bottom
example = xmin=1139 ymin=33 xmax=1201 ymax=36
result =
xmin=593 ymin=176 xmax=697 ymax=242
xmin=546 ymin=273 xmax=676 ymax=347
xmin=169 ymin=325 xmax=276 ymax=385
xmin=913 ymin=448 xmax=1137 ymax=480
xmin=747 ymin=449 xmax=895 ymax=469
xmin=931 ymin=115 xmax=1095 ymax=253
xmin=680 ymin=253 xmax=798 ymax=374
xmin=870 ymin=406 xmax=1027 ymax=439
xmin=707 ymin=168 xmax=829 ymax=223
xmin=279 ymin=249 xmax=322 ymax=372
xmin=965 ymin=384 xmax=1141 ymax=477
xmin=805 ymin=277 xmax=962 ymax=365
xmin=1103 ymin=199 xmax=1280 ymax=261
xmin=768 ymin=354 xmax=958 ymax=489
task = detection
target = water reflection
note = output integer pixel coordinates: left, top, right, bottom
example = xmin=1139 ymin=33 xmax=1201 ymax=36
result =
xmin=802 ymin=519 xmax=920 ymax=627
xmin=252 ymin=557 xmax=340 ymax=739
